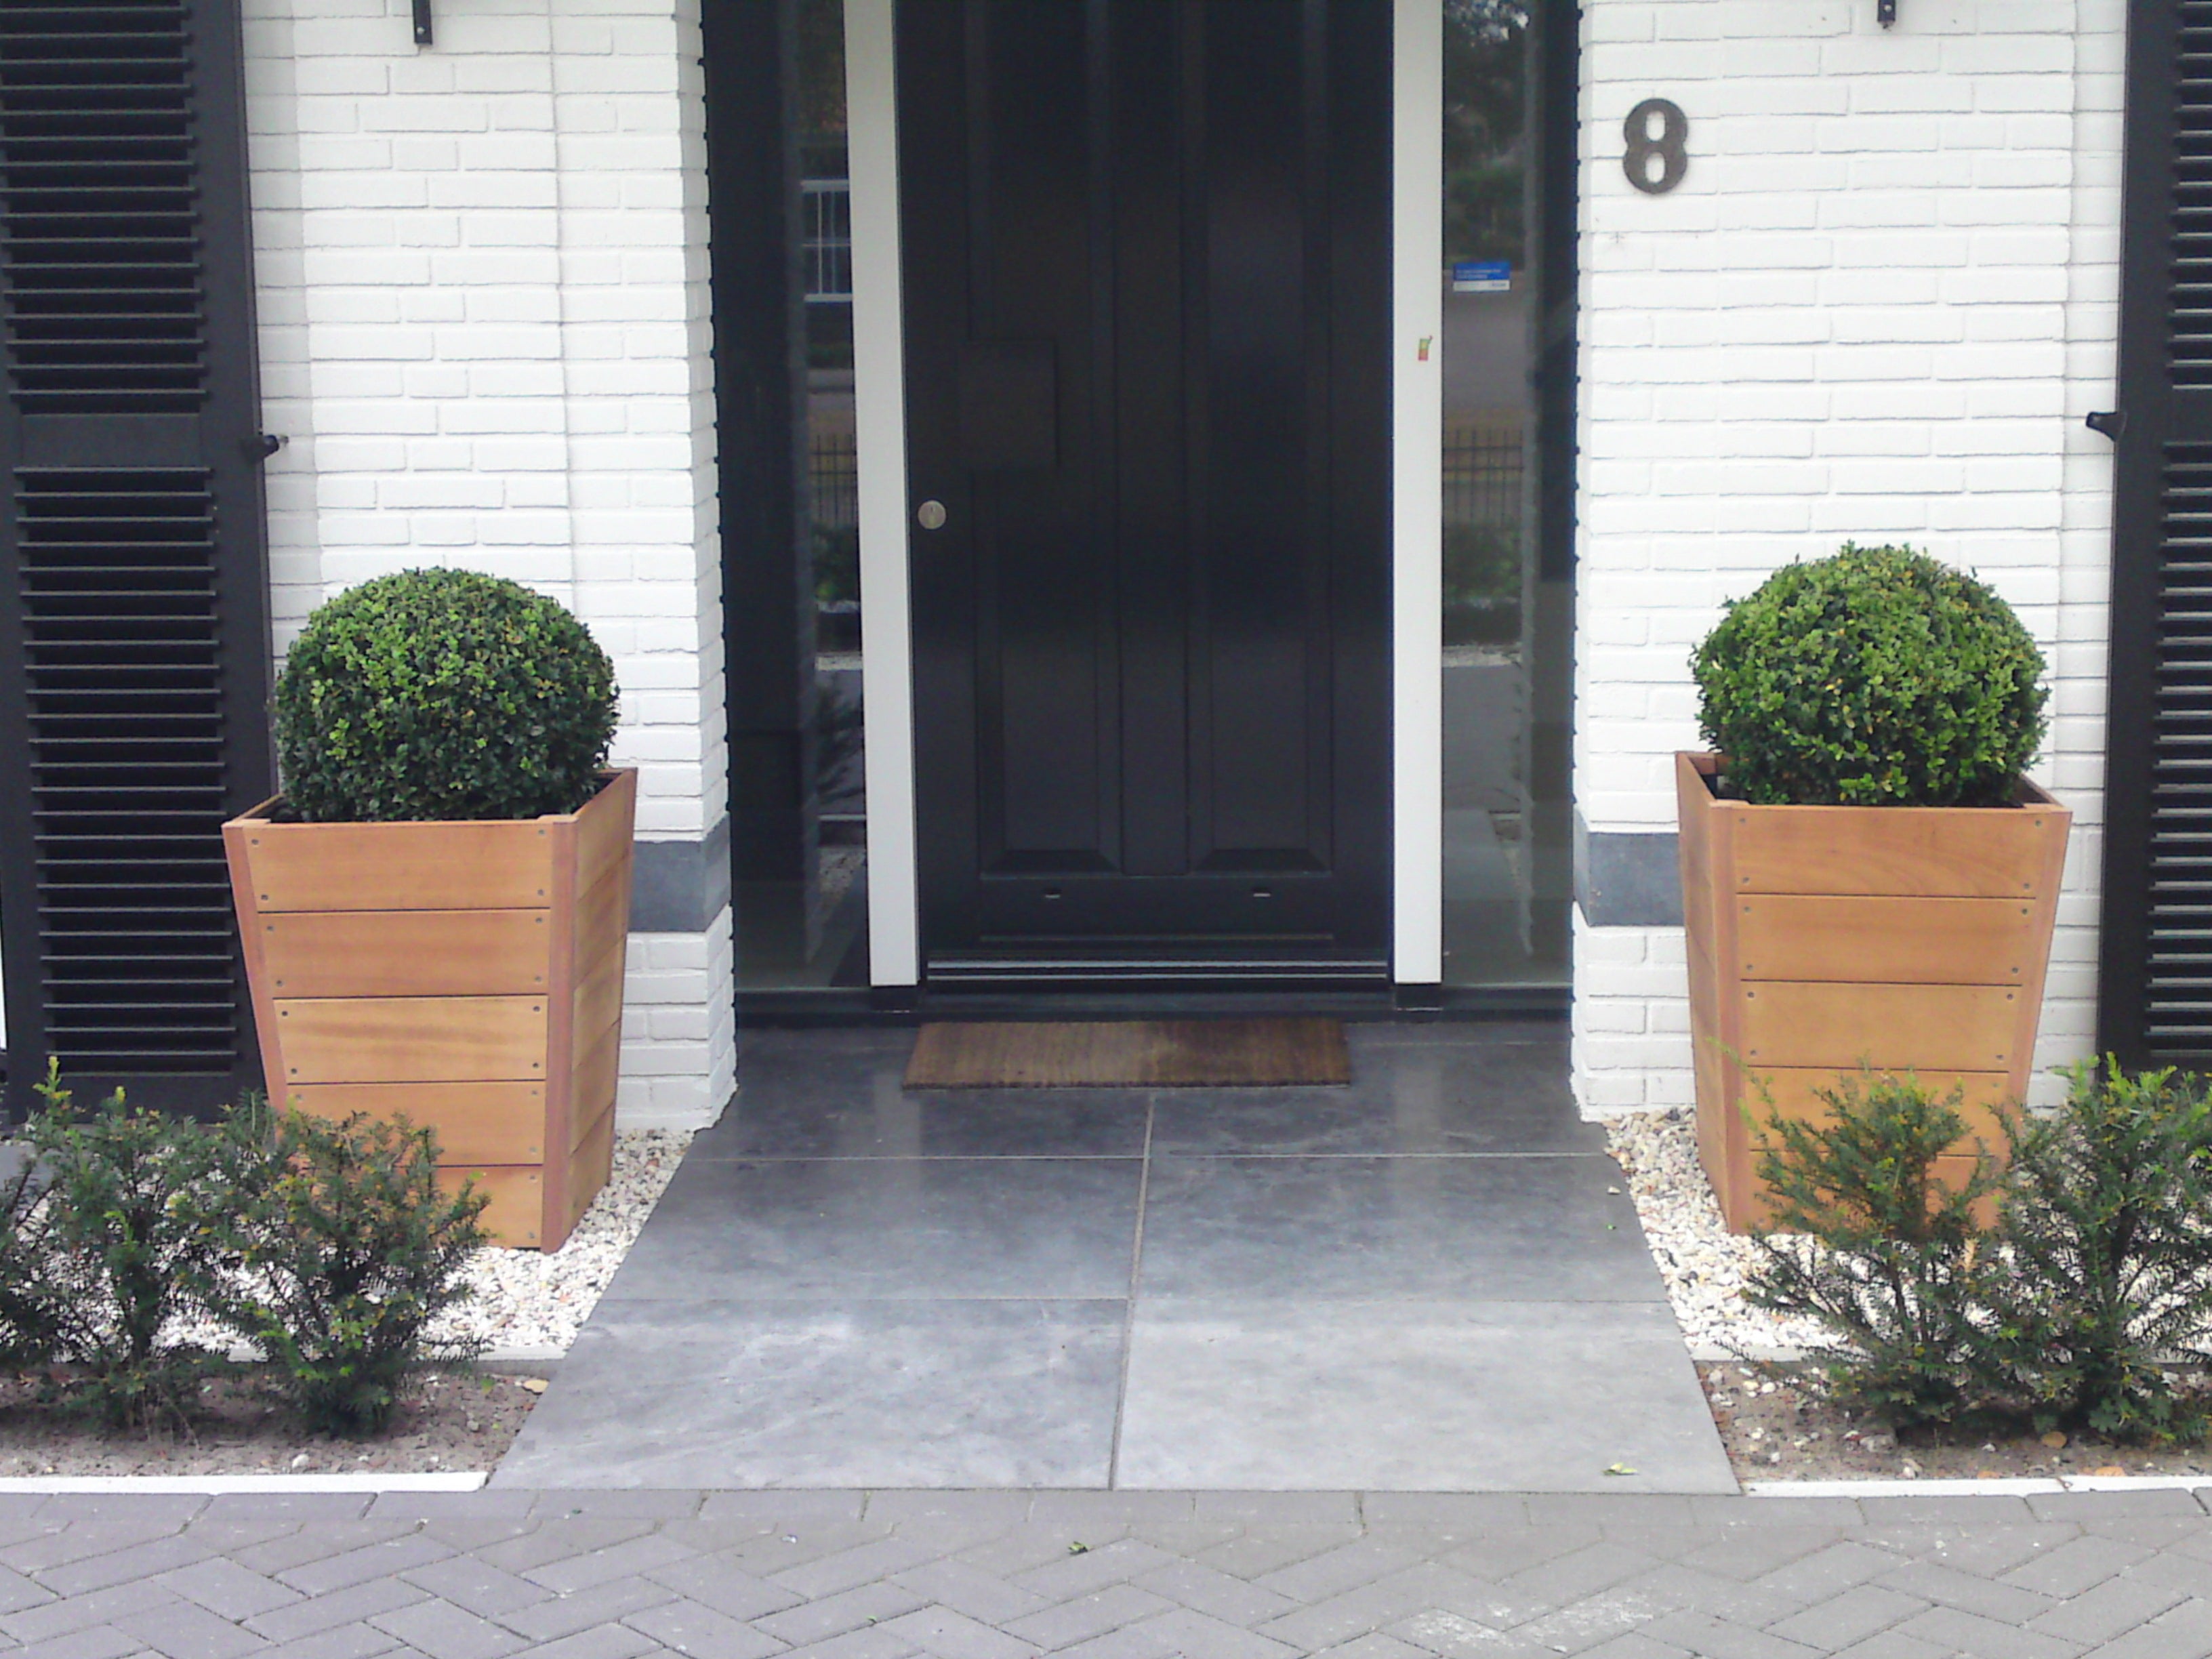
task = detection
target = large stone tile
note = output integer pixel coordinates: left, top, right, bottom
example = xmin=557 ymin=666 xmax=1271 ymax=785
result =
xmin=1114 ymin=1300 xmax=1736 ymax=1492
xmin=1149 ymin=1033 xmax=1596 ymax=1156
xmin=495 ymin=1299 xmax=1124 ymax=1488
xmin=601 ymin=1156 xmax=1143 ymax=1302
xmin=1136 ymin=1154 xmax=1658 ymax=1301
xmin=701 ymin=1074 xmax=1151 ymax=1160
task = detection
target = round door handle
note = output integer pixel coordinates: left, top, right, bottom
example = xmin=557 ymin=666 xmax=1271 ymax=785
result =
xmin=916 ymin=499 xmax=947 ymax=531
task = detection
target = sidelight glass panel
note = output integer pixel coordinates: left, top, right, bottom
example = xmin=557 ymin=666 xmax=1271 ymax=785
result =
xmin=733 ymin=0 xmax=869 ymax=993
xmin=1439 ymin=0 xmax=1571 ymax=987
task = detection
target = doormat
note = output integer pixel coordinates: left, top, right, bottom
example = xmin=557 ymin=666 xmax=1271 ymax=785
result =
xmin=903 ymin=1018 xmax=1351 ymax=1088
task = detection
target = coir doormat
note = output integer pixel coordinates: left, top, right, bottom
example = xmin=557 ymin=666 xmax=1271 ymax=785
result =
xmin=903 ymin=1018 xmax=1351 ymax=1088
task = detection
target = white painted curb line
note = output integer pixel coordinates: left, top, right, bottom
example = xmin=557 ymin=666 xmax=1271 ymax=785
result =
xmin=0 ymin=1472 xmax=487 ymax=1494
xmin=1748 ymin=1474 xmax=2212 ymax=1498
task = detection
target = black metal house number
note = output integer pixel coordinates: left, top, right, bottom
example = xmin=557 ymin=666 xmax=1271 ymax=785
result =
xmin=1624 ymin=98 xmax=1687 ymax=194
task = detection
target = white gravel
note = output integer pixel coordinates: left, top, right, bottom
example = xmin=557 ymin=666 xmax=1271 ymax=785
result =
xmin=430 ymin=1128 xmax=693 ymax=1355
xmin=1603 ymin=1108 xmax=1826 ymax=1356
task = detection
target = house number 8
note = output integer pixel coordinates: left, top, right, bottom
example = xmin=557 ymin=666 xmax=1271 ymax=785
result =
xmin=1624 ymin=98 xmax=1688 ymax=194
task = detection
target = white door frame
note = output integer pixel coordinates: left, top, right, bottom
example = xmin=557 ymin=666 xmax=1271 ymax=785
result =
xmin=844 ymin=0 xmax=920 ymax=986
xmin=841 ymin=0 xmax=1444 ymax=987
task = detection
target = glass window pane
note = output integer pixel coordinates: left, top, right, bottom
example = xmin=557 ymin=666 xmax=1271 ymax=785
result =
xmin=1441 ymin=0 xmax=1568 ymax=987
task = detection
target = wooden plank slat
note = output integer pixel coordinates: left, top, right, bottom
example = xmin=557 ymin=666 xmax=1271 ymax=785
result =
xmin=577 ymin=769 xmax=636 ymax=897
xmin=272 ymin=996 xmax=548 ymax=1084
xmin=1728 ymin=787 xmax=2067 ymax=898
xmin=1740 ymin=1155 xmax=1998 ymax=1230
xmin=1736 ymin=896 xmax=2043 ymax=985
xmin=1739 ymin=982 xmax=2023 ymax=1073
xmin=1741 ymin=1066 xmax=2015 ymax=1152
xmin=564 ymin=1104 xmax=616 ymax=1237
xmin=441 ymin=1165 xmax=543 ymax=1250
xmin=569 ymin=1022 xmax=620 ymax=1148
xmin=570 ymin=945 xmax=625 ymax=1064
xmin=259 ymin=910 xmax=552 ymax=999
xmin=285 ymin=1082 xmax=548 ymax=1164
xmin=574 ymin=863 xmax=627 ymax=966
xmin=232 ymin=808 xmax=556 ymax=912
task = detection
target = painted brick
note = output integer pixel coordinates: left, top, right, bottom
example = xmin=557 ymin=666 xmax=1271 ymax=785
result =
xmin=1574 ymin=0 xmax=2113 ymax=1123
xmin=243 ymin=0 xmax=730 ymax=1127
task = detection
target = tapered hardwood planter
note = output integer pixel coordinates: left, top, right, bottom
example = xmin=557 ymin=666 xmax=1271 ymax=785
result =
xmin=222 ymin=770 xmax=636 ymax=1250
xmin=1677 ymin=752 xmax=2069 ymax=1233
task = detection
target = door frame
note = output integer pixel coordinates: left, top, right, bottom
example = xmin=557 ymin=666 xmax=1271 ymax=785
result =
xmin=842 ymin=0 xmax=1443 ymax=988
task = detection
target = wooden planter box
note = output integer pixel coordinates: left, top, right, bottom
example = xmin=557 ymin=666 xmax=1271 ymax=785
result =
xmin=222 ymin=770 xmax=636 ymax=1250
xmin=1676 ymin=752 xmax=2068 ymax=1233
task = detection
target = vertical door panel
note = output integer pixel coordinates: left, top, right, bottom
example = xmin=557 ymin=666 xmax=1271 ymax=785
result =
xmin=901 ymin=0 xmax=1387 ymax=971
xmin=970 ymin=1 xmax=1118 ymax=874
xmin=1192 ymin=0 xmax=1327 ymax=870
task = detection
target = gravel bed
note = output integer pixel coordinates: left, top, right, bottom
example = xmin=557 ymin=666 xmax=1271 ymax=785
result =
xmin=432 ymin=1128 xmax=693 ymax=1353
xmin=1603 ymin=1108 xmax=1825 ymax=1355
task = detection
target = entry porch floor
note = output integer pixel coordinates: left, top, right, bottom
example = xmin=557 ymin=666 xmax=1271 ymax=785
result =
xmin=495 ymin=1023 xmax=1734 ymax=1492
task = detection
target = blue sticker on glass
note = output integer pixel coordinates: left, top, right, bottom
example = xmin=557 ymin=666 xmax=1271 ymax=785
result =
xmin=1450 ymin=260 xmax=1511 ymax=293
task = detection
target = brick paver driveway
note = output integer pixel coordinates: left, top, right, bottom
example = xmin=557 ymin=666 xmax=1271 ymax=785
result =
xmin=4 ymin=1486 xmax=2211 ymax=1658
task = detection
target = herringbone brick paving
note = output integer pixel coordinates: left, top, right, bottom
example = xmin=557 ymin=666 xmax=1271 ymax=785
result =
xmin=1 ymin=1488 xmax=2210 ymax=1657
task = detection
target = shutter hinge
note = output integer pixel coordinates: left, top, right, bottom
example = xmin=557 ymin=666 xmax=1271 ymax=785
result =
xmin=2087 ymin=410 xmax=2127 ymax=440
xmin=251 ymin=433 xmax=285 ymax=462
xmin=413 ymin=0 xmax=434 ymax=47
xmin=1877 ymin=0 xmax=1898 ymax=24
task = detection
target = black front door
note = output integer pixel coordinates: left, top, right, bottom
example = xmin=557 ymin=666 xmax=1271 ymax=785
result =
xmin=899 ymin=0 xmax=1391 ymax=985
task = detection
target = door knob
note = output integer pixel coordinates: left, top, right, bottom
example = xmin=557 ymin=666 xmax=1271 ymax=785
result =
xmin=916 ymin=499 xmax=947 ymax=531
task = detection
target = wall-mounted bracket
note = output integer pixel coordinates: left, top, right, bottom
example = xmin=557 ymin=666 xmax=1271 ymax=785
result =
xmin=413 ymin=0 xmax=433 ymax=46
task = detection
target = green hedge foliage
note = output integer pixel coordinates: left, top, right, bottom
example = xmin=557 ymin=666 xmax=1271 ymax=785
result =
xmin=1749 ymin=1061 xmax=2212 ymax=1444
xmin=1691 ymin=544 xmax=2049 ymax=807
xmin=201 ymin=1109 xmax=489 ymax=1437
xmin=274 ymin=567 xmax=618 ymax=822
xmin=1 ymin=1078 xmax=489 ymax=1439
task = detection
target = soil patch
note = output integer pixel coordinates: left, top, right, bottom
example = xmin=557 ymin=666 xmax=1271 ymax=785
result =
xmin=1702 ymin=1361 xmax=2212 ymax=1482
xmin=0 ymin=1369 xmax=541 ymax=1477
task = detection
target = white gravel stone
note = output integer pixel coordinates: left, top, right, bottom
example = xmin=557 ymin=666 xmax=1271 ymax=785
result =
xmin=1603 ymin=1108 xmax=1826 ymax=1355
xmin=431 ymin=1129 xmax=693 ymax=1354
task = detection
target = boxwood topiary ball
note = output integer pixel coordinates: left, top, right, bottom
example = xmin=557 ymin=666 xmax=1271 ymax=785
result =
xmin=1692 ymin=544 xmax=2049 ymax=808
xmin=274 ymin=568 xmax=619 ymax=822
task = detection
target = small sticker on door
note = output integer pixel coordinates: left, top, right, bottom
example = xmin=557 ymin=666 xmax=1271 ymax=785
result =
xmin=1451 ymin=261 xmax=1511 ymax=293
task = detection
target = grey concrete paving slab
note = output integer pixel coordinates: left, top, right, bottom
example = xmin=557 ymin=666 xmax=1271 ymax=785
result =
xmin=495 ymin=1299 xmax=1125 ymax=1489
xmin=1134 ymin=1155 xmax=1660 ymax=1300
xmin=1146 ymin=1034 xmax=1602 ymax=1157
xmin=602 ymin=1156 xmax=1144 ymax=1302
xmin=1115 ymin=1301 xmax=1734 ymax=1493
xmin=504 ymin=1024 xmax=1723 ymax=1491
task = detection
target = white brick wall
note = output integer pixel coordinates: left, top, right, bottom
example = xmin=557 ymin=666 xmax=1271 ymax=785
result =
xmin=241 ymin=0 xmax=731 ymax=1129
xmin=1572 ymin=0 xmax=2123 ymax=1115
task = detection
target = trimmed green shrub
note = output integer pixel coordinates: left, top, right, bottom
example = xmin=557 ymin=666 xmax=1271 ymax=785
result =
xmin=274 ymin=567 xmax=618 ymax=822
xmin=1742 ymin=1069 xmax=2004 ymax=1429
xmin=0 ymin=1064 xmax=232 ymax=1429
xmin=1982 ymin=1061 xmax=2212 ymax=1443
xmin=1691 ymin=544 xmax=2049 ymax=806
xmin=203 ymin=1109 xmax=489 ymax=1438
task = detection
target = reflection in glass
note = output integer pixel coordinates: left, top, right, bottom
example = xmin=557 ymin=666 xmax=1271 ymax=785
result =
xmin=1441 ymin=0 xmax=1570 ymax=987
xmin=736 ymin=0 xmax=867 ymax=991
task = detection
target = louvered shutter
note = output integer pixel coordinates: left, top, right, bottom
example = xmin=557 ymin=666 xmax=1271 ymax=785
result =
xmin=0 ymin=0 xmax=271 ymax=1116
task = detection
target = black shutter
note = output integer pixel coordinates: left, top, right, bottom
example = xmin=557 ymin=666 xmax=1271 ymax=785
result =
xmin=0 ymin=0 xmax=271 ymax=1115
